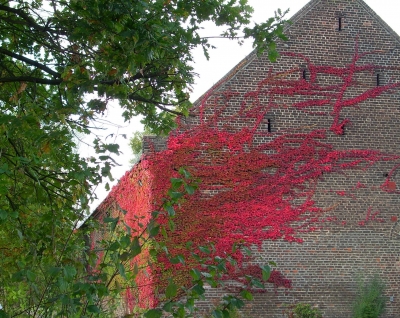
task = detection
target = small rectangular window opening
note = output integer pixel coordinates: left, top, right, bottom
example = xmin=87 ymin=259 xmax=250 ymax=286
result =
xmin=302 ymin=69 xmax=307 ymax=80
xmin=376 ymin=73 xmax=380 ymax=86
xmin=267 ymin=118 xmax=272 ymax=133
xmin=338 ymin=17 xmax=342 ymax=31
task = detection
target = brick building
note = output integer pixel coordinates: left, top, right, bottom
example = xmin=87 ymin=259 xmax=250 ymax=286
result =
xmin=94 ymin=0 xmax=400 ymax=316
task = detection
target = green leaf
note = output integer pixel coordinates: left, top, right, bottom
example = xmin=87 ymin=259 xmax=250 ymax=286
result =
xmin=261 ymin=265 xmax=271 ymax=281
xmin=87 ymin=305 xmax=101 ymax=313
xmin=165 ymin=204 xmax=175 ymax=217
xmin=133 ymin=263 xmax=139 ymax=276
xmin=48 ymin=267 xmax=61 ymax=277
xmin=118 ymin=263 xmax=126 ymax=280
xmin=109 ymin=241 xmax=120 ymax=251
xmin=104 ymin=217 xmax=118 ymax=223
xmin=184 ymin=184 xmax=196 ymax=195
xmin=26 ymin=270 xmax=36 ymax=282
xmin=216 ymin=260 xmax=227 ymax=272
xmin=149 ymin=248 xmax=158 ymax=259
xmin=240 ymin=290 xmax=253 ymax=300
xmin=148 ymin=224 xmax=160 ymax=237
xmin=144 ymin=309 xmax=163 ymax=318
xmin=192 ymin=284 xmax=205 ymax=296
xmin=9 ymin=210 xmax=19 ymax=219
xmin=268 ymin=49 xmax=280 ymax=62
xmin=161 ymin=226 xmax=168 ymax=238
xmin=0 ymin=185 xmax=8 ymax=195
xmin=179 ymin=167 xmax=191 ymax=178
xmin=232 ymin=242 xmax=238 ymax=253
xmin=63 ymin=265 xmax=77 ymax=281
xmin=0 ymin=209 xmax=7 ymax=220
xmin=130 ymin=237 xmax=142 ymax=257
xmin=119 ymin=252 xmax=129 ymax=262
xmin=16 ymin=229 xmax=23 ymax=240
xmin=185 ymin=241 xmax=193 ymax=249
xmin=170 ymin=255 xmax=185 ymax=264
xmin=229 ymin=297 xmax=245 ymax=309
xmin=120 ymin=234 xmax=131 ymax=248
xmin=12 ymin=271 xmax=25 ymax=282
xmin=211 ymin=310 xmax=223 ymax=318
xmin=165 ymin=280 xmax=178 ymax=298
xmin=251 ymin=278 xmax=265 ymax=289
xmin=163 ymin=302 xmax=173 ymax=312
xmin=198 ymin=246 xmax=211 ymax=254
xmin=168 ymin=190 xmax=184 ymax=200
xmin=190 ymin=268 xmax=201 ymax=280
xmin=104 ymin=143 xmax=120 ymax=154
xmin=170 ymin=177 xmax=183 ymax=189
xmin=201 ymin=271 xmax=213 ymax=278
xmin=168 ymin=219 xmax=175 ymax=231
xmin=243 ymin=246 xmax=252 ymax=256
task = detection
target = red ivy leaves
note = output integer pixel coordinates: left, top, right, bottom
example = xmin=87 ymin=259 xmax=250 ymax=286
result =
xmin=98 ymin=47 xmax=400 ymax=307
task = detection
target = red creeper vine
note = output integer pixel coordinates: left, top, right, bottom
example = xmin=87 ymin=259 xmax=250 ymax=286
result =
xmin=97 ymin=46 xmax=400 ymax=308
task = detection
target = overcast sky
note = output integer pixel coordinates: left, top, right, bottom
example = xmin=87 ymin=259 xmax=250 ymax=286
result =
xmin=88 ymin=0 xmax=400 ymax=210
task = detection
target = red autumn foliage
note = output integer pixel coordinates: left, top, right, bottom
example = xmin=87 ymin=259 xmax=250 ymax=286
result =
xmin=97 ymin=46 xmax=400 ymax=308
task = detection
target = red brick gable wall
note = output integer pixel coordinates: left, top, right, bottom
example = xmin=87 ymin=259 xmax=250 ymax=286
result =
xmin=139 ymin=0 xmax=400 ymax=317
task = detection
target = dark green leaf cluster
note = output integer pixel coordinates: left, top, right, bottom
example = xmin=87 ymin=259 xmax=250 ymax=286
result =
xmin=0 ymin=0 xmax=288 ymax=133
xmin=0 ymin=0 xmax=288 ymax=316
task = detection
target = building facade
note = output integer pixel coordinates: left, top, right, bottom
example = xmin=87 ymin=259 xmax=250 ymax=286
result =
xmin=94 ymin=0 xmax=400 ymax=316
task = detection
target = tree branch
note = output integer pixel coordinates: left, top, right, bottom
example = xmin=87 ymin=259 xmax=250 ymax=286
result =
xmin=0 ymin=76 xmax=62 ymax=85
xmin=0 ymin=4 xmax=48 ymax=33
xmin=154 ymin=103 xmax=188 ymax=116
xmin=0 ymin=47 xmax=61 ymax=78
xmin=128 ymin=94 xmax=186 ymax=116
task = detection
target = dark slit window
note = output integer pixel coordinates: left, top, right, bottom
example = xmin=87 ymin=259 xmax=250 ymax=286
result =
xmin=267 ymin=118 xmax=272 ymax=133
xmin=302 ymin=69 xmax=307 ymax=80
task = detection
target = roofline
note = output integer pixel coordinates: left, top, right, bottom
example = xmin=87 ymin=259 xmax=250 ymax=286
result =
xmin=356 ymin=0 xmax=400 ymax=45
xmin=190 ymin=0 xmax=322 ymax=107
xmin=191 ymin=0 xmax=400 ymax=107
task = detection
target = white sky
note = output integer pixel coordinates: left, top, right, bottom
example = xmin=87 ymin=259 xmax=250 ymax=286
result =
xmin=88 ymin=0 xmax=400 ymax=211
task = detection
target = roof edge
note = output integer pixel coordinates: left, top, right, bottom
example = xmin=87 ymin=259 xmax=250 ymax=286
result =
xmin=356 ymin=0 xmax=400 ymax=45
xmin=190 ymin=0 xmax=322 ymax=107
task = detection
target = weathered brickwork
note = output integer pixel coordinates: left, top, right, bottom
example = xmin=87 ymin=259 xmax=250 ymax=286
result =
xmin=143 ymin=135 xmax=167 ymax=153
xmin=139 ymin=0 xmax=400 ymax=317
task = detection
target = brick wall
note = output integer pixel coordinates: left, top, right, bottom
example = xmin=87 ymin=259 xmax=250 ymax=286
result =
xmin=143 ymin=135 xmax=167 ymax=153
xmin=141 ymin=0 xmax=400 ymax=317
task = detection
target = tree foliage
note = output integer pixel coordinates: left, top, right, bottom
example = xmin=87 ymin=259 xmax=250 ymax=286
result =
xmin=0 ymin=0 xmax=288 ymax=316
xmin=0 ymin=0 xmax=287 ymax=132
